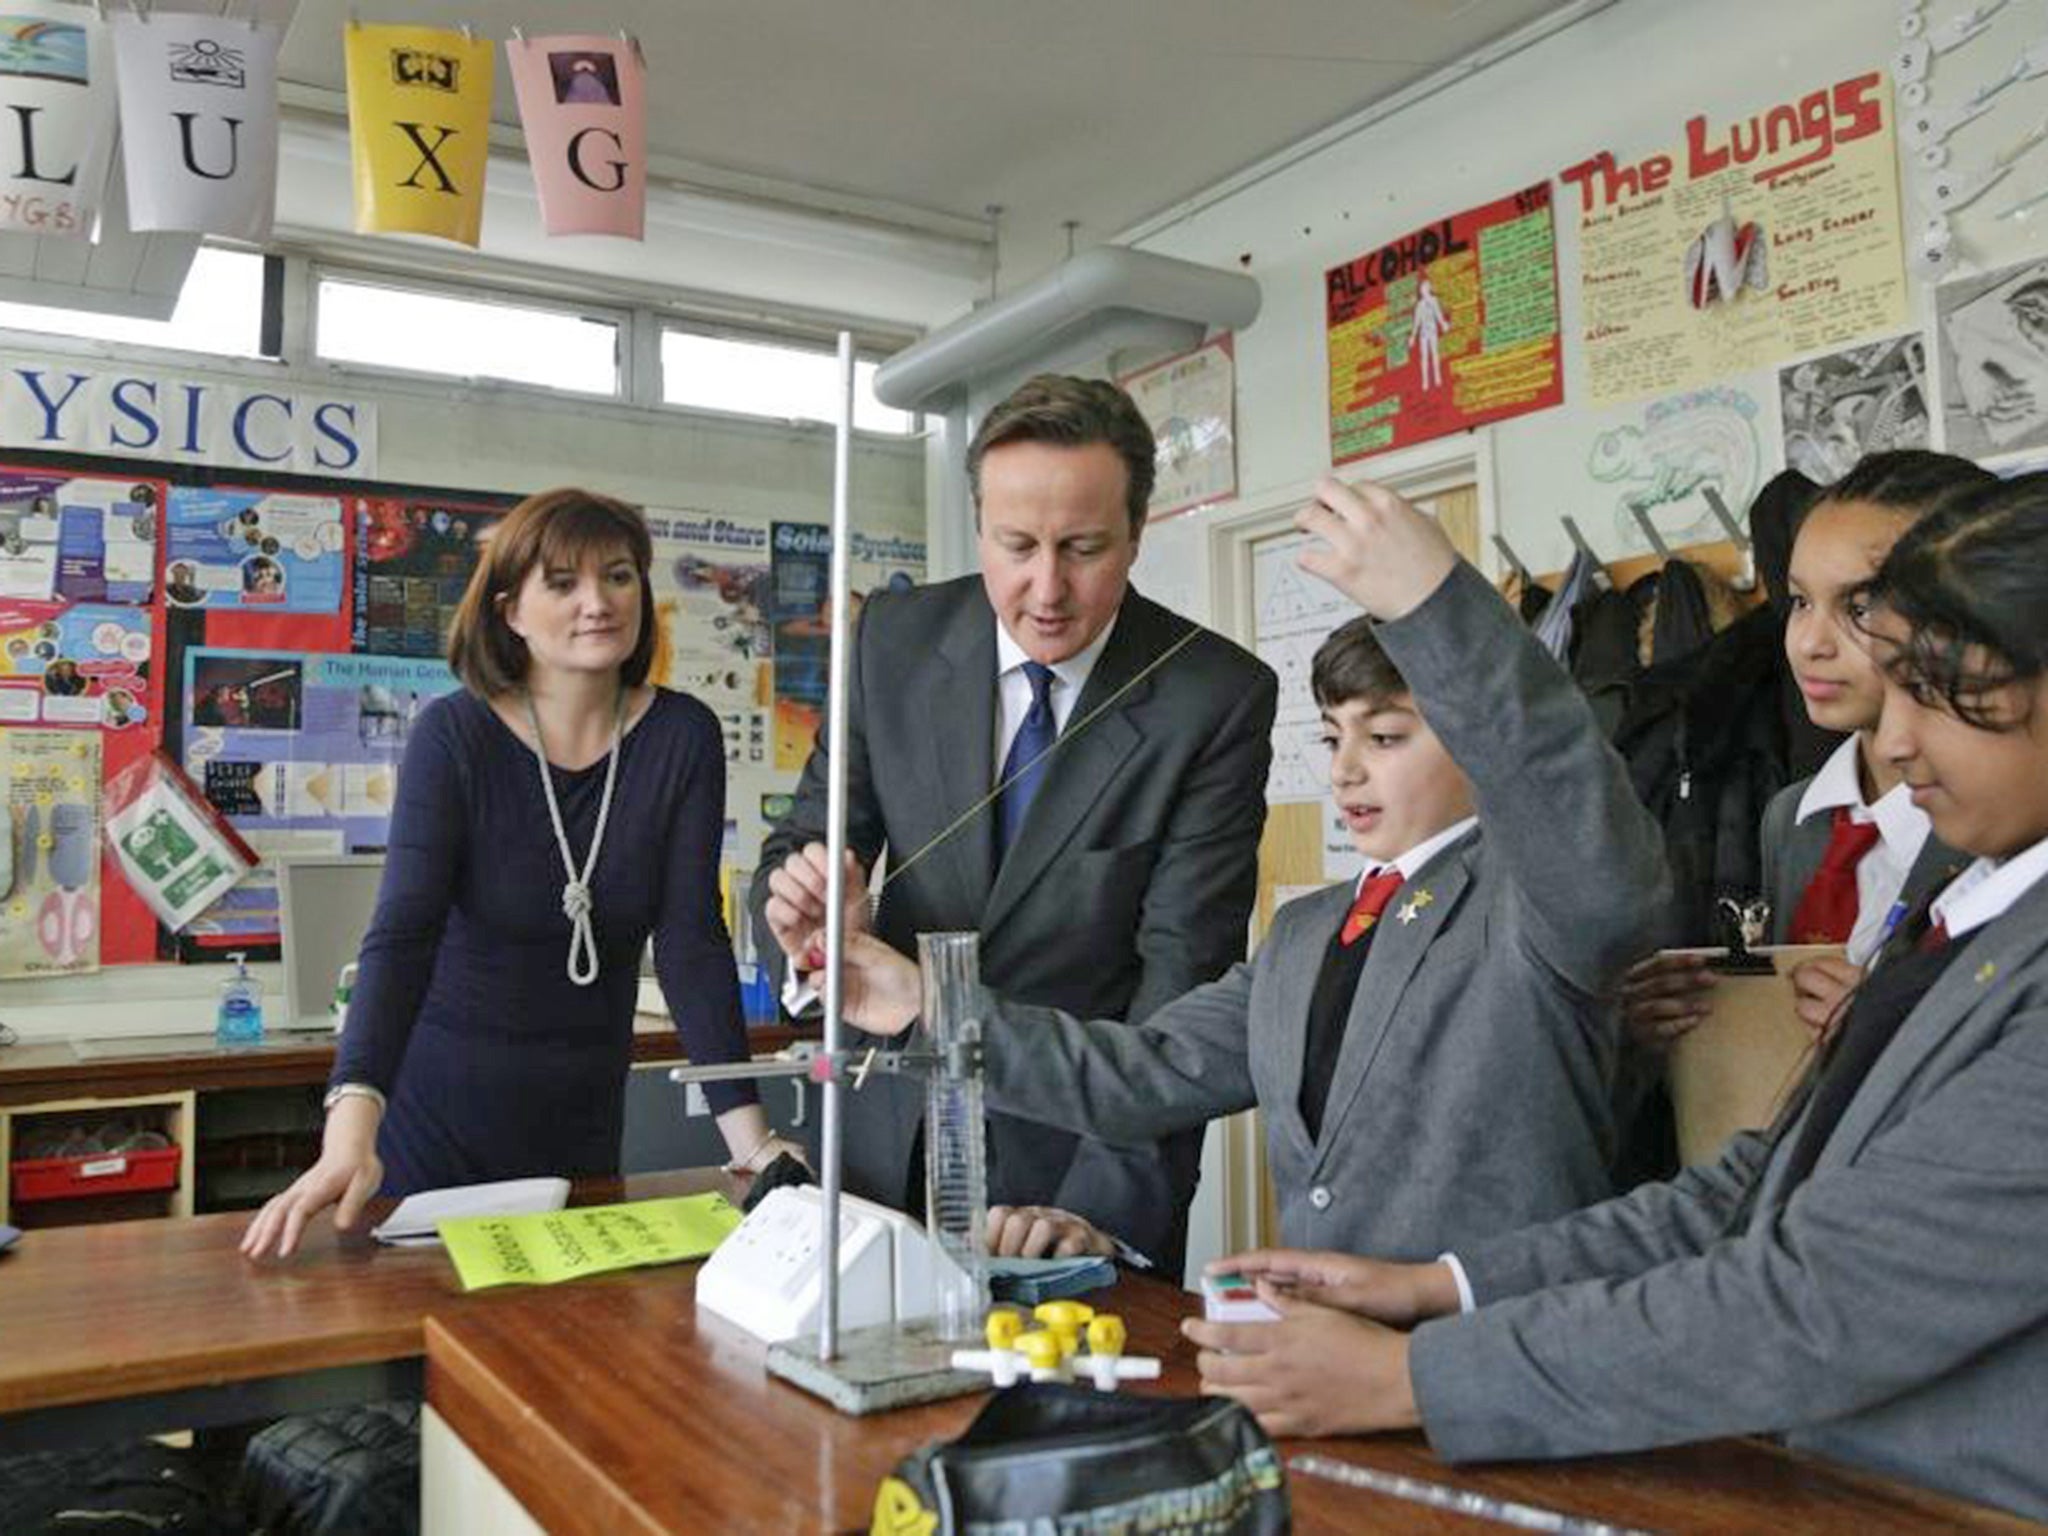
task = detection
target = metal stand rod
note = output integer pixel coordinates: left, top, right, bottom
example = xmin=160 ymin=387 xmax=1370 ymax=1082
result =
xmin=816 ymin=331 xmax=858 ymax=1361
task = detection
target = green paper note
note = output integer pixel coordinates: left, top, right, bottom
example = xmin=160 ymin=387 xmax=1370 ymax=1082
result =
xmin=439 ymin=1192 xmax=743 ymax=1291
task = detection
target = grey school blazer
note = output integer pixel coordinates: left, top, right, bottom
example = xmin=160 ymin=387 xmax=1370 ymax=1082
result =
xmin=1410 ymin=869 xmax=2048 ymax=1523
xmin=1759 ymin=775 xmax=1965 ymax=943
xmin=973 ymin=562 xmax=1671 ymax=1261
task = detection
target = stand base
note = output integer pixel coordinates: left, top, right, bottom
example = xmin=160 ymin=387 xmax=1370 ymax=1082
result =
xmin=766 ymin=1320 xmax=988 ymax=1416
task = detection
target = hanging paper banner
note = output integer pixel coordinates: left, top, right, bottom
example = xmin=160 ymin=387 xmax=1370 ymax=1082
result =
xmin=0 ymin=4 xmax=117 ymax=238
xmin=109 ymin=11 xmax=281 ymax=240
xmin=506 ymin=33 xmax=646 ymax=239
xmin=1326 ymin=182 xmax=1563 ymax=464
xmin=345 ymin=23 xmax=493 ymax=247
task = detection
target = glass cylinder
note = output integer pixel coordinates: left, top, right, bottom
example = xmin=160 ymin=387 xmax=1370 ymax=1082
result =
xmin=919 ymin=931 xmax=990 ymax=1340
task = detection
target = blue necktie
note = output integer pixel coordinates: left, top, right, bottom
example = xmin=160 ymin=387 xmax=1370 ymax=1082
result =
xmin=996 ymin=661 xmax=1057 ymax=858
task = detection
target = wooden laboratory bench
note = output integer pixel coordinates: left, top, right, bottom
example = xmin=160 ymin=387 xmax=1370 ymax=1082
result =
xmin=0 ymin=1022 xmax=813 ymax=1109
xmin=420 ymin=1269 xmax=2044 ymax=1536
xmin=0 ymin=1168 xmax=740 ymax=1453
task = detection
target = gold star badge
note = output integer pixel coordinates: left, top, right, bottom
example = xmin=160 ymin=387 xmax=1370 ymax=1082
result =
xmin=1396 ymin=890 xmax=1434 ymax=925
xmin=1977 ymin=962 xmax=1997 ymax=985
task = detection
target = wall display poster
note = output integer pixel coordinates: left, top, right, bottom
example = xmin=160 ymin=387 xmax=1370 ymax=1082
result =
xmin=180 ymin=649 xmax=458 ymax=942
xmin=352 ymin=497 xmax=507 ymax=656
xmin=1251 ymin=531 xmax=1359 ymax=818
xmin=167 ymin=486 xmax=348 ymax=613
xmin=1779 ymin=333 xmax=1929 ymax=483
xmin=1119 ymin=335 xmax=1239 ymax=518
xmin=646 ymin=510 xmax=772 ymax=771
xmin=1 ymin=729 xmax=102 ymax=979
xmin=1935 ymin=258 xmax=2048 ymax=459
xmin=1326 ymin=182 xmax=1563 ymax=464
xmin=0 ymin=600 xmax=155 ymax=733
xmin=1569 ymin=71 xmax=1908 ymax=407
xmin=769 ymin=524 xmax=924 ymax=771
xmin=0 ymin=468 xmax=160 ymax=604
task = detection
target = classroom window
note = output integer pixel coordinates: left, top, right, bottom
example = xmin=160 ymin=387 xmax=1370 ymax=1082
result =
xmin=0 ymin=246 xmax=267 ymax=358
xmin=660 ymin=330 xmax=915 ymax=434
xmin=314 ymin=276 xmax=621 ymax=396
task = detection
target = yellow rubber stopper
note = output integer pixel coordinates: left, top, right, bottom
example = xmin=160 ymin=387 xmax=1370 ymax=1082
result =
xmin=1016 ymin=1330 xmax=1066 ymax=1372
xmin=1086 ymin=1313 xmax=1127 ymax=1357
xmin=985 ymin=1308 xmax=1026 ymax=1350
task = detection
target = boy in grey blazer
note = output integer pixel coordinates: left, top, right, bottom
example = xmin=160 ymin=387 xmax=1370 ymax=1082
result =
xmin=831 ymin=480 xmax=1669 ymax=1263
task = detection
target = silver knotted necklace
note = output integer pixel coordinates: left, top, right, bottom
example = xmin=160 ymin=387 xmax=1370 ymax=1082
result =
xmin=524 ymin=688 xmax=625 ymax=986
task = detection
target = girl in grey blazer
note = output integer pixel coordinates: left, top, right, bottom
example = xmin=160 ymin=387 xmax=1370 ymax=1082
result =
xmin=1190 ymin=475 xmax=2048 ymax=1525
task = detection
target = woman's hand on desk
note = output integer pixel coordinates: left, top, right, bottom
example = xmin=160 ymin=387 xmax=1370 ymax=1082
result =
xmin=240 ymin=1095 xmax=384 ymax=1260
xmin=1208 ymin=1249 xmax=1461 ymax=1328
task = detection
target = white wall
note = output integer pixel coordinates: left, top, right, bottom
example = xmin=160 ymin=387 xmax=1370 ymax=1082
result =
xmin=1120 ymin=0 xmax=2048 ymax=619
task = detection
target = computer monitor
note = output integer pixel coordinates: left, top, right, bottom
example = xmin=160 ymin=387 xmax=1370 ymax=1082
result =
xmin=277 ymin=854 xmax=386 ymax=1029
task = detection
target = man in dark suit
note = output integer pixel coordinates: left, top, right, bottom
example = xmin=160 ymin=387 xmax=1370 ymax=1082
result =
xmin=751 ymin=373 xmax=1277 ymax=1274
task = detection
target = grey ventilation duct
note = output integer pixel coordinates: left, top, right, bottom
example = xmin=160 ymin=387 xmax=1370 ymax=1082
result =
xmin=875 ymin=246 xmax=1261 ymax=413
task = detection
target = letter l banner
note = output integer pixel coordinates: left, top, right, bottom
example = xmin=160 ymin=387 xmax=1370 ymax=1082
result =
xmin=0 ymin=3 xmax=118 ymax=239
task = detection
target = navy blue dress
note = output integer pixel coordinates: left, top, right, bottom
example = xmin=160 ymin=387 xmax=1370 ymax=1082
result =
xmin=333 ymin=687 xmax=756 ymax=1195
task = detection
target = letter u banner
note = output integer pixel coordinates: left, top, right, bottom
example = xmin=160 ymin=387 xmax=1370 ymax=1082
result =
xmin=0 ymin=2 xmax=117 ymax=239
xmin=110 ymin=12 xmax=281 ymax=240
xmin=506 ymin=34 xmax=646 ymax=239
xmin=344 ymin=22 xmax=492 ymax=246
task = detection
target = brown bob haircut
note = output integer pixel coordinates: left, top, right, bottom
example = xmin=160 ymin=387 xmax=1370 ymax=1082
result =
xmin=445 ymin=487 xmax=657 ymax=696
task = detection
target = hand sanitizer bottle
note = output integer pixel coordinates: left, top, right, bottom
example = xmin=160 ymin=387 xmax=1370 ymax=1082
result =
xmin=217 ymin=952 xmax=265 ymax=1048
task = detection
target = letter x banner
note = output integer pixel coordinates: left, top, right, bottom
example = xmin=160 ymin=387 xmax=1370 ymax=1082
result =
xmin=506 ymin=34 xmax=647 ymax=239
xmin=0 ymin=2 xmax=118 ymax=240
xmin=110 ymin=11 xmax=282 ymax=241
xmin=344 ymin=22 xmax=493 ymax=246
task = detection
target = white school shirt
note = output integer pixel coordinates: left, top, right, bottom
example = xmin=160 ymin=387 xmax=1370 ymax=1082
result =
xmin=1793 ymin=736 xmax=1932 ymax=964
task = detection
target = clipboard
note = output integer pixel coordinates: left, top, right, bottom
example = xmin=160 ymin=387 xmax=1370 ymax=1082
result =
xmin=1665 ymin=943 xmax=1845 ymax=1167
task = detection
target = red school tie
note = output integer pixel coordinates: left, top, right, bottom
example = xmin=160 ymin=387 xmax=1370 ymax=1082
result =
xmin=1788 ymin=808 xmax=1882 ymax=944
xmin=1340 ymin=870 xmax=1406 ymax=947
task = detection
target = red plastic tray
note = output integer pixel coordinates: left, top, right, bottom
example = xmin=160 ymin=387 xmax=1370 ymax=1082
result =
xmin=10 ymin=1145 xmax=181 ymax=1204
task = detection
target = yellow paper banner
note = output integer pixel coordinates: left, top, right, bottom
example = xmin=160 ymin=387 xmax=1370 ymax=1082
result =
xmin=344 ymin=24 xmax=494 ymax=246
xmin=438 ymin=1193 xmax=743 ymax=1291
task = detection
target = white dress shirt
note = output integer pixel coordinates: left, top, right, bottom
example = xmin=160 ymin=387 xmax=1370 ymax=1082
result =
xmin=993 ymin=613 xmax=1118 ymax=776
xmin=1360 ymin=816 xmax=1480 ymax=891
xmin=1793 ymin=736 xmax=1933 ymax=965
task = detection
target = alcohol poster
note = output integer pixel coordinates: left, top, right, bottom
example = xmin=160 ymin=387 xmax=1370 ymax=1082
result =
xmin=1 ymin=729 xmax=101 ymax=979
xmin=181 ymin=649 xmax=458 ymax=941
xmin=352 ymin=496 xmax=506 ymax=656
xmin=0 ymin=469 xmax=160 ymax=605
xmin=1326 ymin=182 xmax=1562 ymax=464
xmin=1119 ymin=335 xmax=1238 ymax=518
xmin=0 ymin=601 xmax=153 ymax=732
xmin=1567 ymin=71 xmax=1909 ymax=407
xmin=647 ymin=510 xmax=772 ymax=770
xmin=166 ymin=486 xmax=348 ymax=613
xmin=768 ymin=523 xmax=924 ymax=770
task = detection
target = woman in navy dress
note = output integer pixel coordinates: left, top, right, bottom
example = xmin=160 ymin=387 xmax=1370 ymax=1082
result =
xmin=244 ymin=488 xmax=798 ymax=1258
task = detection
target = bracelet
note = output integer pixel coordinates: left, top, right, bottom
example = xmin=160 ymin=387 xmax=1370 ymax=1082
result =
xmin=722 ymin=1130 xmax=785 ymax=1174
xmin=323 ymin=1083 xmax=387 ymax=1115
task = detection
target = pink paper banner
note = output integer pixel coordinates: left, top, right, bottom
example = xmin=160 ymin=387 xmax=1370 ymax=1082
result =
xmin=506 ymin=34 xmax=646 ymax=239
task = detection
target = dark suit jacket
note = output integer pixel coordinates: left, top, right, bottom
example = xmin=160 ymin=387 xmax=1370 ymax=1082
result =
xmin=749 ymin=574 xmax=1277 ymax=1273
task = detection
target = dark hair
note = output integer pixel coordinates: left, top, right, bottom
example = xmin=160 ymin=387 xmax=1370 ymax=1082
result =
xmin=1857 ymin=473 xmax=2048 ymax=730
xmin=445 ymin=487 xmax=656 ymax=696
xmin=1311 ymin=615 xmax=1409 ymax=710
xmin=1810 ymin=449 xmax=1996 ymax=524
xmin=966 ymin=374 xmax=1156 ymax=537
